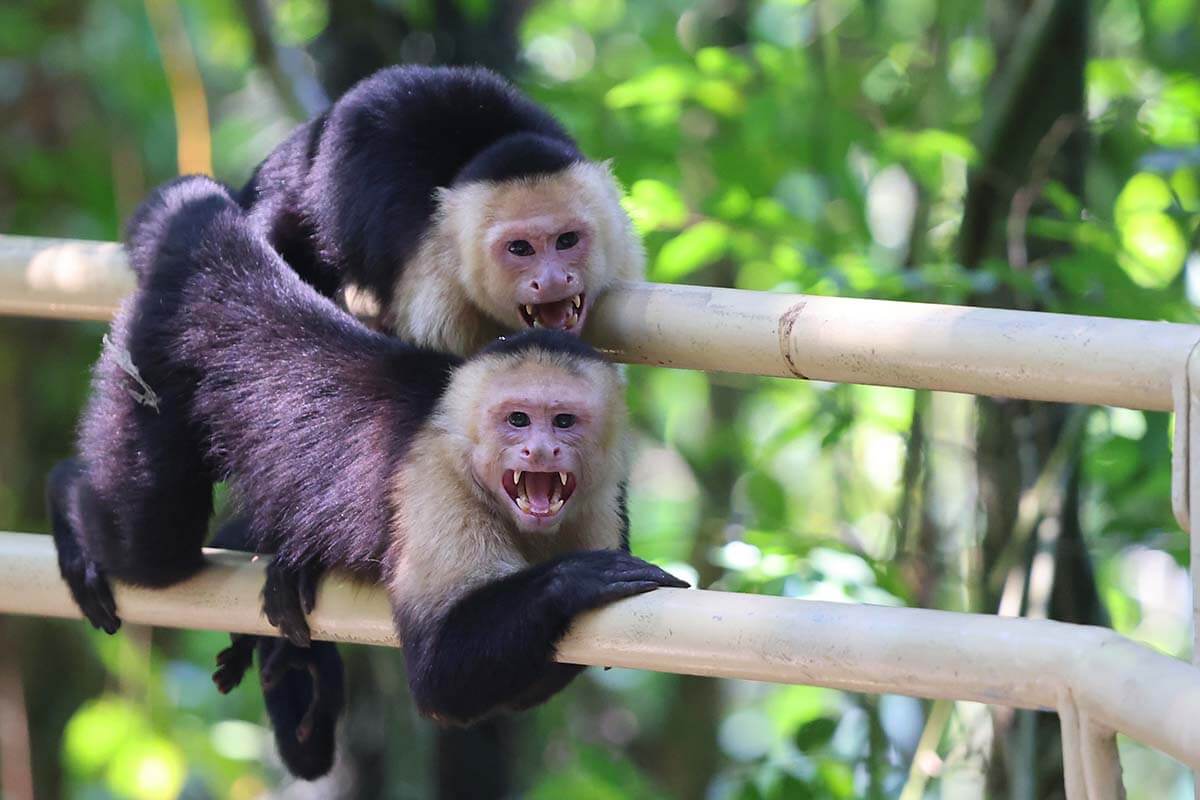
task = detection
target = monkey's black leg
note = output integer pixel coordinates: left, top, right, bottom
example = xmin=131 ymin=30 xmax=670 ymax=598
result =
xmin=46 ymin=459 xmax=119 ymax=634
xmin=401 ymin=549 xmax=688 ymax=725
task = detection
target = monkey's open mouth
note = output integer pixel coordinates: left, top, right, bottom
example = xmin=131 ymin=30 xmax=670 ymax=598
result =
xmin=502 ymin=469 xmax=576 ymax=518
xmin=519 ymin=293 xmax=585 ymax=331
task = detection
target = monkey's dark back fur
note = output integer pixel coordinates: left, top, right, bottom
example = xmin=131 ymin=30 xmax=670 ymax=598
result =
xmin=65 ymin=175 xmax=460 ymax=581
xmin=239 ymin=65 xmax=584 ymax=302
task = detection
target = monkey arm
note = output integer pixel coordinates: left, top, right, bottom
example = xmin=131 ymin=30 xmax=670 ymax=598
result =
xmin=400 ymin=549 xmax=688 ymax=726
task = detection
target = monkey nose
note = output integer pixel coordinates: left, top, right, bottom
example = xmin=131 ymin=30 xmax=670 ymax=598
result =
xmin=529 ymin=272 xmax=572 ymax=298
xmin=520 ymin=444 xmax=561 ymax=460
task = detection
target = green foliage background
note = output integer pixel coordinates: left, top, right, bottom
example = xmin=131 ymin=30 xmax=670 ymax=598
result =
xmin=0 ymin=0 xmax=1198 ymax=798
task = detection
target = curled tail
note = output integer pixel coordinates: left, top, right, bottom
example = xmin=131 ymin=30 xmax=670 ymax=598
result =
xmin=210 ymin=518 xmax=346 ymax=780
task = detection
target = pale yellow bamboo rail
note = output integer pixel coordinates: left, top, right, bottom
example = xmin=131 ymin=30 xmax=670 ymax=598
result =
xmin=5 ymin=233 xmax=1200 ymax=798
xmin=3 ymin=234 xmax=1198 ymax=411
xmin=1 ymin=531 xmax=1197 ymax=781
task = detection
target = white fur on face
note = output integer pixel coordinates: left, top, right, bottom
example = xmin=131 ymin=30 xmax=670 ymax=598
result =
xmin=386 ymin=161 xmax=646 ymax=357
xmin=385 ymin=350 xmax=629 ymax=615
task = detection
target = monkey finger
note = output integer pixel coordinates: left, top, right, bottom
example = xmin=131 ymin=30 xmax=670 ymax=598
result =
xmin=263 ymin=599 xmax=310 ymax=647
xmin=80 ymin=591 xmax=120 ymax=634
xmin=212 ymin=639 xmax=255 ymax=693
xmin=298 ymin=567 xmax=319 ymax=615
xmin=82 ymin=565 xmax=121 ymax=633
xmin=590 ymin=580 xmax=665 ymax=606
xmin=279 ymin=616 xmax=312 ymax=649
xmin=604 ymin=564 xmax=689 ymax=589
xmin=212 ymin=664 xmax=243 ymax=694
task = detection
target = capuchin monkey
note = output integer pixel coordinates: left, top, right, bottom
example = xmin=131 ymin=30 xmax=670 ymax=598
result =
xmin=218 ymin=63 xmax=647 ymax=775
xmin=238 ymin=64 xmax=645 ymax=354
xmin=47 ymin=177 xmax=685 ymax=765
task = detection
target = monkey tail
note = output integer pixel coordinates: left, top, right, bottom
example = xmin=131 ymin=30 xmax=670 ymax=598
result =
xmin=259 ymin=638 xmax=345 ymax=780
xmin=209 ymin=518 xmax=346 ymax=780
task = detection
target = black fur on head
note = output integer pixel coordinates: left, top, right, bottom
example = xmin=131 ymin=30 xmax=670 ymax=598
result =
xmin=301 ymin=65 xmax=584 ymax=303
xmin=452 ymin=132 xmax=583 ymax=187
xmin=475 ymin=328 xmax=606 ymax=364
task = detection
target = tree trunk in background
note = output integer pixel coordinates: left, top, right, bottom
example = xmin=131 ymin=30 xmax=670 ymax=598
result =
xmin=955 ymin=0 xmax=1099 ymax=797
xmin=310 ymin=0 xmax=531 ymax=97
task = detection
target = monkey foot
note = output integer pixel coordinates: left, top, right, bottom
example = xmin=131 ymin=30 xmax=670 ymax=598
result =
xmin=213 ymin=635 xmax=256 ymax=694
xmin=262 ymin=559 xmax=321 ymax=647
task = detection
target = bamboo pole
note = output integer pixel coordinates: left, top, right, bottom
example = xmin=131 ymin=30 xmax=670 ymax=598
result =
xmin=2 ymin=235 xmax=1198 ymax=411
xmin=1 ymin=531 xmax=1198 ymax=772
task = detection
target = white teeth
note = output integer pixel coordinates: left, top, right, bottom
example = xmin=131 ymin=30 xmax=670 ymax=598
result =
xmin=549 ymin=498 xmax=564 ymax=513
xmin=525 ymin=304 xmax=535 ymax=317
xmin=559 ymin=472 xmax=567 ymax=485
xmin=571 ymin=294 xmax=582 ymax=309
xmin=516 ymin=495 xmax=531 ymax=512
xmin=513 ymin=470 xmax=522 ymax=485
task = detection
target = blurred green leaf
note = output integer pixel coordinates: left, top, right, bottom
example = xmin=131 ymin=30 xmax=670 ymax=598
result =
xmin=653 ymin=220 xmax=731 ymax=281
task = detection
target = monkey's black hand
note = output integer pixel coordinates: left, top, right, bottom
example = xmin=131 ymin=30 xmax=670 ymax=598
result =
xmin=402 ymin=549 xmax=688 ymax=725
xmin=552 ymin=549 xmax=690 ymax=617
xmin=213 ymin=634 xmax=257 ymax=694
xmin=262 ymin=558 xmax=321 ymax=647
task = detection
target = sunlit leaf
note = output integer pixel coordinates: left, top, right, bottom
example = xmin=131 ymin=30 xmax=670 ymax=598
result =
xmin=1115 ymin=172 xmax=1173 ymax=223
xmin=273 ymin=0 xmax=329 ymax=45
xmin=106 ymin=737 xmax=187 ymax=800
xmin=653 ymin=221 xmax=730 ymax=281
xmin=695 ymin=46 xmax=753 ymax=82
xmin=694 ymin=79 xmax=744 ymax=116
xmin=1142 ymin=78 xmax=1200 ymax=147
xmin=64 ymin=697 xmax=147 ymax=776
xmin=622 ymin=179 xmax=688 ymax=233
xmin=605 ymin=66 xmax=694 ymax=108
xmin=1118 ymin=212 xmax=1186 ymax=288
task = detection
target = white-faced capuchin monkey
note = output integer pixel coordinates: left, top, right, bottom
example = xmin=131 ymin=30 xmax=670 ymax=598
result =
xmin=46 ymin=177 xmax=685 ymax=778
xmin=238 ymin=64 xmax=645 ymax=354
xmin=219 ymin=63 xmax=649 ymax=775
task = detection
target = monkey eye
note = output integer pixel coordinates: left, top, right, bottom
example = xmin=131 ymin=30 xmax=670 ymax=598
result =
xmin=552 ymin=413 xmax=576 ymax=429
xmin=507 ymin=240 xmax=535 ymax=257
xmin=507 ymin=411 xmax=531 ymax=428
xmin=555 ymin=231 xmax=579 ymax=250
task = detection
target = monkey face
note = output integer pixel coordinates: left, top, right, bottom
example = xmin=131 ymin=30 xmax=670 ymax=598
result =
xmin=442 ymin=161 xmax=642 ymax=339
xmin=467 ymin=364 xmax=612 ymax=534
xmin=488 ymin=215 xmax=590 ymax=333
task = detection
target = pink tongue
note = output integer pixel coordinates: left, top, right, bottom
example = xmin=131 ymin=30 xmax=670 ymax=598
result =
xmin=524 ymin=472 xmax=556 ymax=513
xmin=536 ymin=299 xmax=572 ymax=329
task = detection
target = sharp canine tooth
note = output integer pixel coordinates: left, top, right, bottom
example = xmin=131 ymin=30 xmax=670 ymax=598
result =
xmin=514 ymin=470 xmax=522 ymax=485
xmin=572 ymin=294 xmax=582 ymax=309
xmin=525 ymin=305 xmax=535 ymax=316
xmin=559 ymin=472 xmax=567 ymax=485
